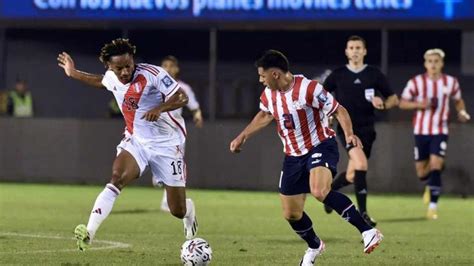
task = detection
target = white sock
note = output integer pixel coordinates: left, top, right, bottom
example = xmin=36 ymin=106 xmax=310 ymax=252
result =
xmin=86 ymin=183 xmax=120 ymax=240
xmin=161 ymin=190 xmax=168 ymax=205
xmin=429 ymin=202 xmax=437 ymax=210
xmin=184 ymin=199 xmax=193 ymax=218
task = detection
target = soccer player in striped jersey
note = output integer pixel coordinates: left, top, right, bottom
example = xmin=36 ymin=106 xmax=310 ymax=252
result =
xmin=230 ymin=50 xmax=383 ymax=265
xmin=159 ymin=55 xmax=203 ymax=212
xmin=57 ymin=38 xmax=198 ymax=251
xmin=400 ymin=48 xmax=470 ymax=220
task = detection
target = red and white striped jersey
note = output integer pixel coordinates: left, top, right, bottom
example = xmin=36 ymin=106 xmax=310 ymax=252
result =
xmin=260 ymin=75 xmax=339 ymax=157
xmin=401 ymin=74 xmax=462 ymax=135
xmin=102 ymin=63 xmax=186 ymax=145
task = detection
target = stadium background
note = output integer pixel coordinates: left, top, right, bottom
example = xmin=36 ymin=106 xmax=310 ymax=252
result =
xmin=0 ymin=0 xmax=473 ymax=195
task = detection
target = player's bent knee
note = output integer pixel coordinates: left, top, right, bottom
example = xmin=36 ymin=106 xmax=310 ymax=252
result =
xmin=310 ymin=187 xmax=330 ymax=202
xmin=283 ymin=211 xmax=303 ymax=221
xmin=170 ymin=207 xmax=186 ymax=219
xmin=109 ymin=171 xmax=133 ymax=190
xmin=353 ymin=159 xmax=368 ymax=171
xmin=429 ymin=161 xmax=443 ymax=171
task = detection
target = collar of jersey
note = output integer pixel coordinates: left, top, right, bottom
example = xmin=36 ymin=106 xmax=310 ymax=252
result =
xmin=108 ymin=69 xmax=139 ymax=89
xmin=346 ymin=64 xmax=368 ymax=74
xmin=277 ymin=74 xmax=299 ymax=94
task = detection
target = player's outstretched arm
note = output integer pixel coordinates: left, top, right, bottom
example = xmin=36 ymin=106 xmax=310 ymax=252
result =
xmin=399 ymin=98 xmax=429 ymax=110
xmin=57 ymin=52 xmax=105 ymax=89
xmin=141 ymin=88 xmax=188 ymax=121
xmin=454 ymin=99 xmax=471 ymax=122
xmin=333 ymin=105 xmax=363 ymax=148
xmin=230 ymin=111 xmax=274 ymax=153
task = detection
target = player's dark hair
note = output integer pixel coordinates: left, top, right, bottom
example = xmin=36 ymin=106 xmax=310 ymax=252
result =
xmin=255 ymin=50 xmax=289 ymax=72
xmin=162 ymin=55 xmax=179 ymax=65
xmin=99 ymin=38 xmax=136 ymax=66
xmin=347 ymin=35 xmax=367 ymax=48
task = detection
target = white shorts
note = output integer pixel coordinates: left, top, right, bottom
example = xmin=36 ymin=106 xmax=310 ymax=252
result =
xmin=116 ymin=135 xmax=187 ymax=187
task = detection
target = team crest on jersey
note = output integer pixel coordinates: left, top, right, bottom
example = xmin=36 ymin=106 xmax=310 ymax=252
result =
xmin=317 ymin=92 xmax=328 ymax=103
xmin=161 ymin=75 xmax=174 ymax=88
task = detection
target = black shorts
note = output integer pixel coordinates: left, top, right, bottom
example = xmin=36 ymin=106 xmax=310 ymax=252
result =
xmin=337 ymin=127 xmax=376 ymax=158
xmin=279 ymin=138 xmax=339 ymax=196
xmin=414 ymin=135 xmax=448 ymax=161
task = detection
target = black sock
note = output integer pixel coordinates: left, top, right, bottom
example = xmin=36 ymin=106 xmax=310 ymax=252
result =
xmin=332 ymin=171 xmax=350 ymax=191
xmin=354 ymin=170 xmax=367 ymax=214
xmin=288 ymin=212 xmax=321 ymax=249
xmin=428 ymin=170 xmax=442 ymax=203
xmin=323 ymin=190 xmax=372 ymax=233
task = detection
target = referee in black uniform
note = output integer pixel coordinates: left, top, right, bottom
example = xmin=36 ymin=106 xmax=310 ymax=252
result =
xmin=323 ymin=35 xmax=399 ymax=226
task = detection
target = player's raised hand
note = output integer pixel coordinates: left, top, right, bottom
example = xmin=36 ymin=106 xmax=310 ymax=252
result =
xmin=141 ymin=108 xmax=162 ymax=122
xmin=372 ymin=96 xmax=385 ymax=110
xmin=346 ymin=134 xmax=363 ymax=149
xmin=57 ymin=52 xmax=76 ymax=77
xmin=230 ymin=134 xmax=246 ymax=153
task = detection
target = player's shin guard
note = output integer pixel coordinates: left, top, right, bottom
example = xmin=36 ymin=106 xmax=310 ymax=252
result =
xmin=323 ymin=190 xmax=372 ymax=233
xmin=428 ymin=170 xmax=441 ymax=204
xmin=289 ymin=212 xmax=321 ymax=249
xmin=331 ymin=171 xmax=350 ymax=191
xmin=354 ymin=170 xmax=368 ymax=214
xmin=86 ymin=183 xmax=120 ymax=240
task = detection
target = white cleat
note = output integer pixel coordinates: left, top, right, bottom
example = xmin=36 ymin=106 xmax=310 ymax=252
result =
xmin=362 ymin=228 xmax=383 ymax=254
xmin=300 ymin=240 xmax=325 ymax=266
xmin=183 ymin=199 xmax=198 ymax=239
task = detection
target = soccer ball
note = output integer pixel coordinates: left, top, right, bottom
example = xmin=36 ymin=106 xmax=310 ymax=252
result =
xmin=180 ymin=238 xmax=212 ymax=265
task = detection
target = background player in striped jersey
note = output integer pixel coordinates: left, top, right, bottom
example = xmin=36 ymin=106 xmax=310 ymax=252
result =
xmin=159 ymin=55 xmax=203 ymax=212
xmin=323 ymin=35 xmax=399 ymax=227
xmin=57 ymin=39 xmax=198 ymax=251
xmin=230 ymin=50 xmax=383 ymax=265
xmin=400 ymin=48 xmax=470 ymax=220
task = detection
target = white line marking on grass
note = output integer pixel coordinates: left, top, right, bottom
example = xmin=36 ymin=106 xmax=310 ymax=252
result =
xmin=0 ymin=232 xmax=131 ymax=254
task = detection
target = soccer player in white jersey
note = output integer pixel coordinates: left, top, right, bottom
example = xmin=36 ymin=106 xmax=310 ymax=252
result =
xmin=230 ymin=50 xmax=383 ymax=265
xmin=57 ymin=38 xmax=198 ymax=251
xmin=159 ymin=55 xmax=203 ymax=212
xmin=400 ymin=48 xmax=470 ymax=220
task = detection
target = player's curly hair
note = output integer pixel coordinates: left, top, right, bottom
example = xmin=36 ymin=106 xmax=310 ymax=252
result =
xmin=99 ymin=38 xmax=136 ymax=66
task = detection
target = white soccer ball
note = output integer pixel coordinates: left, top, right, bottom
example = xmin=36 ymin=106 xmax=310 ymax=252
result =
xmin=180 ymin=238 xmax=212 ymax=265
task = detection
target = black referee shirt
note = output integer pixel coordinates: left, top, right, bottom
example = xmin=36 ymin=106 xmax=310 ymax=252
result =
xmin=323 ymin=65 xmax=394 ymax=129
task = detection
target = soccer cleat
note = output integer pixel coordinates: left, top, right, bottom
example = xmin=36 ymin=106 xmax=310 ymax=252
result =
xmin=323 ymin=204 xmax=333 ymax=214
xmin=183 ymin=199 xmax=198 ymax=239
xmin=362 ymin=228 xmax=383 ymax=254
xmin=74 ymin=224 xmax=91 ymax=251
xmin=423 ymin=186 xmax=430 ymax=205
xmin=361 ymin=212 xmax=377 ymax=227
xmin=299 ymin=241 xmax=325 ymax=266
xmin=426 ymin=208 xmax=438 ymax=220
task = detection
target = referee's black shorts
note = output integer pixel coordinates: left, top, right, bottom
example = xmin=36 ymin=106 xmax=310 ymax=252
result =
xmin=337 ymin=126 xmax=376 ymax=158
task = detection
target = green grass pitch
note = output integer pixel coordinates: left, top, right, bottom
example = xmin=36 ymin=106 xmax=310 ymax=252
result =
xmin=1 ymin=183 xmax=473 ymax=265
